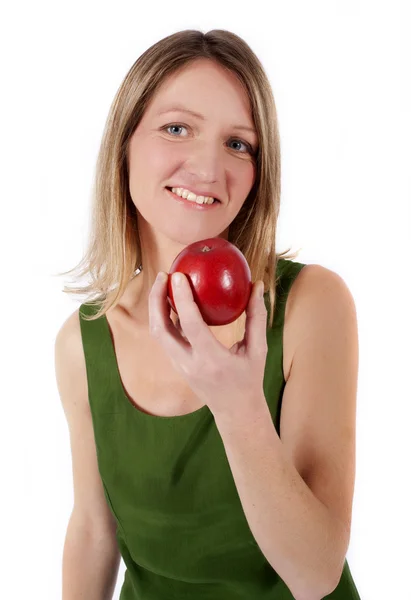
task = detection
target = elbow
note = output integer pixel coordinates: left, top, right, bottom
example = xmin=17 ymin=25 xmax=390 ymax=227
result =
xmin=293 ymin=525 xmax=349 ymax=599
xmin=293 ymin=588 xmax=332 ymax=600
xmin=291 ymin=571 xmax=341 ymax=600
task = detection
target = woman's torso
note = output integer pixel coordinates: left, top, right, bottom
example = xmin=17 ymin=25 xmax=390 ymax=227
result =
xmin=102 ymin=270 xmax=297 ymax=419
xmin=78 ymin=258 xmax=362 ymax=599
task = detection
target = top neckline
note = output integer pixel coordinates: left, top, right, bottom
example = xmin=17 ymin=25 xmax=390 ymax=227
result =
xmin=97 ymin=260 xmax=287 ymax=420
xmin=101 ymin=312 xmax=212 ymax=421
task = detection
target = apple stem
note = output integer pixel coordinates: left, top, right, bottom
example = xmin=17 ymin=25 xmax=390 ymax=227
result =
xmin=201 ymin=245 xmax=212 ymax=252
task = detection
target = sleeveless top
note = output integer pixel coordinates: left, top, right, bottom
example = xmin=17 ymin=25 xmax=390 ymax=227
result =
xmin=79 ymin=258 xmax=361 ymax=599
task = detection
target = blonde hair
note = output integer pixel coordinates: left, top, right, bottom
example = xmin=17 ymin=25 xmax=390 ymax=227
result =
xmin=56 ymin=29 xmax=299 ymax=336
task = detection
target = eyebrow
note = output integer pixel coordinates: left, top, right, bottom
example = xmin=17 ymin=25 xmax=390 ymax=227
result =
xmin=157 ymin=105 xmax=257 ymax=136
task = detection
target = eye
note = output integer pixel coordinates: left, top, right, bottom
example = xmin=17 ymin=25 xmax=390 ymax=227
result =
xmin=161 ymin=123 xmax=255 ymax=156
xmin=163 ymin=124 xmax=187 ymax=137
xmin=162 ymin=124 xmax=189 ymax=137
xmin=228 ymin=138 xmax=254 ymax=155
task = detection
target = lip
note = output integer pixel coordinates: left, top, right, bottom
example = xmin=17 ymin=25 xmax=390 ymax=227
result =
xmin=166 ymin=185 xmax=222 ymax=203
xmin=165 ymin=187 xmax=220 ymax=210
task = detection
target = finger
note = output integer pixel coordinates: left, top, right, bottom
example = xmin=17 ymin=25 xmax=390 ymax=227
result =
xmin=171 ymin=272 xmax=226 ymax=357
xmin=149 ymin=272 xmax=173 ymax=334
xmin=244 ymin=280 xmax=268 ymax=357
xmin=173 ymin=313 xmax=189 ymax=342
xmin=149 ymin=272 xmax=191 ymax=354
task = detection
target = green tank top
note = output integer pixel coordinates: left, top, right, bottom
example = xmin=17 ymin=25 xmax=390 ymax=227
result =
xmin=79 ymin=258 xmax=361 ymax=599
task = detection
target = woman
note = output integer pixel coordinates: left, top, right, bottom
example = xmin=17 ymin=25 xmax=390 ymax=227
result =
xmin=55 ymin=29 xmax=361 ymax=600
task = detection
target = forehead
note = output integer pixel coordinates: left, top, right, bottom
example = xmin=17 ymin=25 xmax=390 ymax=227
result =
xmin=147 ymin=61 xmax=257 ymax=135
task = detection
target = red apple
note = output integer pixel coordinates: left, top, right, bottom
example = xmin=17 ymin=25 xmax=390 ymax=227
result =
xmin=167 ymin=238 xmax=252 ymax=326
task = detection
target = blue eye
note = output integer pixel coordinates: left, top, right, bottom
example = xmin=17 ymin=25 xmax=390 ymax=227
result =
xmin=166 ymin=124 xmax=186 ymax=136
xmin=162 ymin=123 xmax=255 ymax=156
xmin=229 ymin=139 xmax=250 ymax=153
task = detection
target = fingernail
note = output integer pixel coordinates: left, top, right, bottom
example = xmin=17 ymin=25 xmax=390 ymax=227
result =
xmin=157 ymin=272 xmax=167 ymax=283
xmin=173 ymin=272 xmax=183 ymax=286
xmin=259 ymin=282 xmax=265 ymax=297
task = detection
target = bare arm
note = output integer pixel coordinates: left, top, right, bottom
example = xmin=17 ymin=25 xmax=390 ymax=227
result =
xmin=62 ymin=511 xmax=121 ymax=600
xmin=55 ymin=309 xmax=121 ymax=600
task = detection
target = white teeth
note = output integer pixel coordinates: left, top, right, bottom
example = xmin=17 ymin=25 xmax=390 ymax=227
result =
xmin=171 ymin=187 xmax=216 ymax=205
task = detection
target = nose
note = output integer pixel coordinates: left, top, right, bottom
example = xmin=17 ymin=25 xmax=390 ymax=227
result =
xmin=184 ymin=141 xmax=223 ymax=184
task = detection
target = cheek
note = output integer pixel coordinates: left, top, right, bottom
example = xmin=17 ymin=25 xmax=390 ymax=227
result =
xmin=129 ymin=134 xmax=178 ymax=177
xmin=233 ymin=161 xmax=256 ymax=195
xmin=146 ymin=141 xmax=175 ymax=173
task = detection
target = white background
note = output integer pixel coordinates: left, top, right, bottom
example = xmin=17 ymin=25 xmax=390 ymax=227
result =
xmin=1 ymin=1 xmax=410 ymax=598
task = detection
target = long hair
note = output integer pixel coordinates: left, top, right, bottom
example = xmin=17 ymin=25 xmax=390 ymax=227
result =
xmin=56 ymin=29 xmax=299 ymax=335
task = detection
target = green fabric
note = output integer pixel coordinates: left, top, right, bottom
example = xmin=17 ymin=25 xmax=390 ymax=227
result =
xmin=79 ymin=258 xmax=361 ymax=599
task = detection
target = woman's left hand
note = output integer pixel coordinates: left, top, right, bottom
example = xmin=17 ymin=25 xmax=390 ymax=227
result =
xmin=148 ymin=271 xmax=269 ymax=420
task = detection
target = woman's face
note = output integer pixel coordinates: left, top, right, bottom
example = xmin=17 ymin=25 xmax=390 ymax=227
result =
xmin=127 ymin=58 xmax=259 ymax=248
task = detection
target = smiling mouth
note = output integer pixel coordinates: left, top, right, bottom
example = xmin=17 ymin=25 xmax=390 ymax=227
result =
xmin=165 ymin=187 xmax=221 ymax=204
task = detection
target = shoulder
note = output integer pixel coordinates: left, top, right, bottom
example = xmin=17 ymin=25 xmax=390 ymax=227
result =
xmin=285 ymin=263 xmax=357 ymax=361
xmin=54 ymin=308 xmax=87 ymax=383
xmin=55 ymin=307 xmax=83 ymax=350
xmin=290 ymin=263 xmax=356 ymax=318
